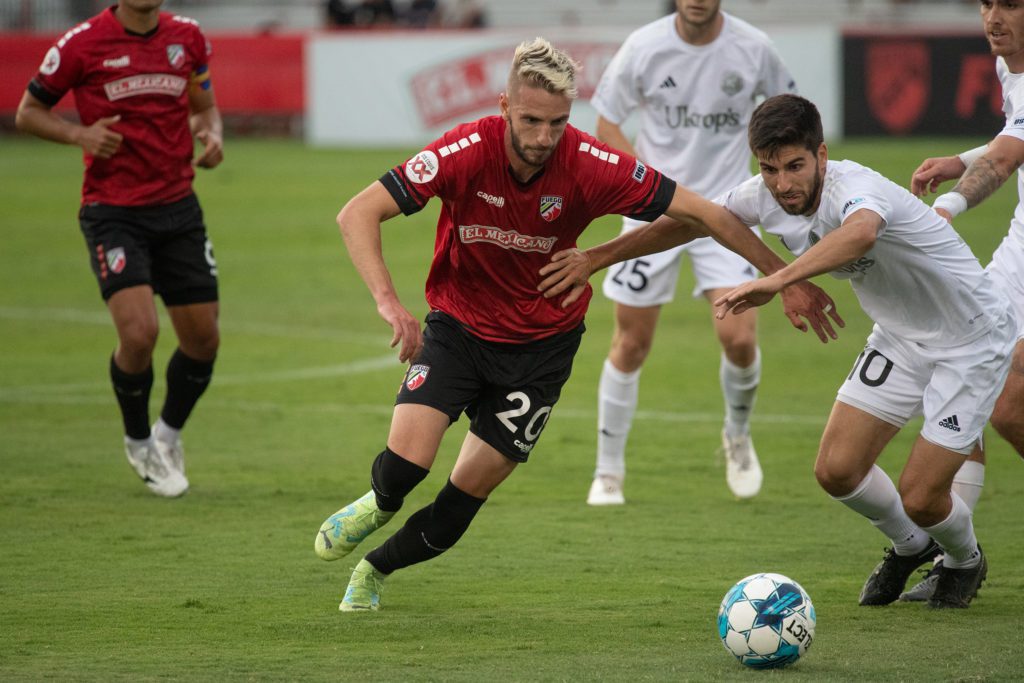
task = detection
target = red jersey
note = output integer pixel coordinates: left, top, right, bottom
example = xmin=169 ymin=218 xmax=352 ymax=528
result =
xmin=28 ymin=7 xmax=211 ymax=207
xmin=380 ymin=116 xmax=675 ymax=343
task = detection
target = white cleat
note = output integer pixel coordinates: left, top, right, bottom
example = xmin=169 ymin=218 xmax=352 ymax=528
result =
xmin=154 ymin=433 xmax=186 ymax=476
xmin=722 ymin=429 xmax=762 ymax=499
xmin=124 ymin=437 xmax=189 ymax=498
xmin=587 ymin=474 xmax=625 ymax=506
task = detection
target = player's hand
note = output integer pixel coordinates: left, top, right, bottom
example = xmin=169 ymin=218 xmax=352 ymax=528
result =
xmin=377 ymin=299 xmax=422 ymax=363
xmin=194 ymin=130 xmax=224 ymax=169
xmin=714 ymin=276 xmax=781 ymax=319
xmin=910 ymin=156 xmax=965 ymax=196
xmin=538 ymin=248 xmax=594 ymax=308
xmin=76 ymin=115 xmax=123 ymax=159
xmin=778 ymin=281 xmax=845 ymax=343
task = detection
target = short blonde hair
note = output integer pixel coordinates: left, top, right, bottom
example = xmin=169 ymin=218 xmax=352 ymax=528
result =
xmin=508 ymin=37 xmax=581 ymax=99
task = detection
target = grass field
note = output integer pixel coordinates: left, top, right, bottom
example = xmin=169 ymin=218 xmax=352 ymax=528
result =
xmin=1 ymin=136 xmax=1022 ymax=682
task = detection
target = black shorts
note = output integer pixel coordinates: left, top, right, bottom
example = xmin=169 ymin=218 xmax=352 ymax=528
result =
xmin=78 ymin=193 xmax=218 ymax=305
xmin=396 ymin=311 xmax=584 ymax=463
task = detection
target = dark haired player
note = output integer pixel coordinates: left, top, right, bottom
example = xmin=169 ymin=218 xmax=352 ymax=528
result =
xmin=16 ymin=0 xmax=224 ymax=497
xmin=541 ymin=94 xmax=1013 ymax=609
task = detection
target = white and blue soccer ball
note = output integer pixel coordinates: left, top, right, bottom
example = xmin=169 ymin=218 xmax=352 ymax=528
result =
xmin=717 ymin=572 xmax=816 ymax=669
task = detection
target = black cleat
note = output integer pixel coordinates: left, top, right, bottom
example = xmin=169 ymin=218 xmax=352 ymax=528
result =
xmin=899 ymin=560 xmax=942 ymax=602
xmin=859 ymin=539 xmax=941 ymax=606
xmin=928 ymin=548 xmax=987 ymax=609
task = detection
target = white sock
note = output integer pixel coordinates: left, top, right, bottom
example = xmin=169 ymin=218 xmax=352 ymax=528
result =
xmin=952 ymin=460 xmax=984 ymax=512
xmin=923 ymin=493 xmax=981 ymax=569
xmin=125 ymin=435 xmax=152 ymax=447
xmin=152 ymin=417 xmax=180 ymax=445
xmin=832 ymin=465 xmax=930 ymax=555
xmin=596 ymin=358 xmax=639 ymax=477
xmin=721 ymin=348 xmax=760 ymax=437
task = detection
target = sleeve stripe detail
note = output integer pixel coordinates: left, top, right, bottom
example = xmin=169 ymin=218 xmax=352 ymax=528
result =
xmin=438 ymin=133 xmax=480 ymax=158
xmin=578 ymin=141 xmax=618 ymax=164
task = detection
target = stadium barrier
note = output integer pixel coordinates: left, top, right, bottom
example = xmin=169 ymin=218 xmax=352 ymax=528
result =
xmin=0 ymin=25 xmax=1001 ymax=141
xmin=843 ymin=29 xmax=1002 ymax=137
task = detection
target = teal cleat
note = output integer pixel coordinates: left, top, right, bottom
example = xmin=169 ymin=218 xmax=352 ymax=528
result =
xmin=340 ymin=559 xmax=387 ymax=612
xmin=314 ymin=490 xmax=396 ymax=561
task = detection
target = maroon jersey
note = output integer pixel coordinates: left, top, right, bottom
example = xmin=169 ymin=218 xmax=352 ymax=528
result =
xmin=380 ymin=116 xmax=675 ymax=343
xmin=27 ymin=7 xmax=211 ymax=206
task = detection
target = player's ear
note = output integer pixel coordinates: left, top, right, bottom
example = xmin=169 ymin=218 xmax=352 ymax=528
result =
xmin=817 ymin=143 xmax=828 ymax=167
xmin=498 ymin=92 xmax=510 ymax=121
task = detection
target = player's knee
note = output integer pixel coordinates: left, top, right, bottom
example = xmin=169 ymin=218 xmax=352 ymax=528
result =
xmin=990 ymin=404 xmax=1024 ymax=454
xmin=898 ymin=489 xmax=937 ymax=527
xmin=118 ymin=318 xmax=159 ymax=356
xmin=720 ymin=334 xmax=757 ymax=366
xmin=813 ymin=454 xmax=859 ymax=496
xmin=181 ymin=329 xmax=219 ymax=360
xmin=611 ymin=330 xmax=653 ymax=367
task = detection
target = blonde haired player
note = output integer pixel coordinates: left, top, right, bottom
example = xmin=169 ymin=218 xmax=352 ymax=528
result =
xmin=313 ymin=39 xmax=834 ymax=611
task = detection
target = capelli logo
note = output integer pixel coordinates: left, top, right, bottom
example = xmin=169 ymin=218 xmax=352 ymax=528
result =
xmin=476 ymin=191 xmax=505 ymax=208
xmin=1015 ymin=117 xmax=1024 ymax=126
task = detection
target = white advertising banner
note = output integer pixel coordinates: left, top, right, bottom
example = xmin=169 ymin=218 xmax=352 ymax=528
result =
xmin=307 ymin=26 xmax=839 ymax=148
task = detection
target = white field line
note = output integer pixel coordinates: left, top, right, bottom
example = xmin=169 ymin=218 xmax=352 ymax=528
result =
xmin=0 ymin=354 xmax=400 ymax=396
xmin=0 ymin=306 xmax=825 ymax=426
xmin=0 ymin=306 xmax=387 ymax=345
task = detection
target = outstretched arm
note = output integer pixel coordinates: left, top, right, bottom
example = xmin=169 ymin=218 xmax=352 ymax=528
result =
xmin=337 ymin=181 xmax=422 ymax=363
xmin=715 ymin=208 xmax=879 ymax=317
xmin=929 ymin=136 xmax=1024 ymax=221
xmin=538 ymin=185 xmax=844 ymax=341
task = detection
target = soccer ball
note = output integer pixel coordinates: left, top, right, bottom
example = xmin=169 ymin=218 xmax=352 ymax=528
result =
xmin=717 ymin=572 xmax=815 ymax=669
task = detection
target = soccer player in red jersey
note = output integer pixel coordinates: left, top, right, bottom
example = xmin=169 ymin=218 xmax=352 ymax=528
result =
xmin=313 ymin=37 xmax=839 ymax=611
xmin=15 ymin=0 xmax=224 ymax=498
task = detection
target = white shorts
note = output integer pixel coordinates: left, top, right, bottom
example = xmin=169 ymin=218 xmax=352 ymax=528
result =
xmin=835 ymin=311 xmax=1016 ymax=455
xmin=601 ymin=217 xmax=760 ymax=306
xmin=986 ymin=232 xmax=1024 ymax=335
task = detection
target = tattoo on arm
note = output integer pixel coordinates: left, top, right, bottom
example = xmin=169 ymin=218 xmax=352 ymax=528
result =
xmin=953 ymin=157 xmax=1018 ymax=208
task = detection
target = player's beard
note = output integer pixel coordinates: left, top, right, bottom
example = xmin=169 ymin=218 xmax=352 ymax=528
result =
xmin=509 ymin=122 xmax=556 ymax=168
xmin=774 ymin=164 xmax=823 ymax=216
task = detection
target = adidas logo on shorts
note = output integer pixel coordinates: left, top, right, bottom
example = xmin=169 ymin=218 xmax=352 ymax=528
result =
xmin=938 ymin=414 xmax=961 ymax=432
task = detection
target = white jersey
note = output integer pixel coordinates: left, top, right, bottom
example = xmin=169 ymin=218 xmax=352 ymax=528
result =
xmin=590 ymin=11 xmax=796 ymax=197
xmin=995 ymin=57 xmax=1024 ymax=249
xmin=720 ymin=160 xmax=1006 ymax=346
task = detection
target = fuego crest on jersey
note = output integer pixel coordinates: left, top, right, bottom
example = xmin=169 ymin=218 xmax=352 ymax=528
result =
xmin=106 ymin=246 xmax=127 ymax=274
xmin=405 ymin=364 xmax=430 ymax=391
xmin=540 ymin=195 xmax=563 ymax=222
xmin=167 ymin=44 xmax=185 ymax=69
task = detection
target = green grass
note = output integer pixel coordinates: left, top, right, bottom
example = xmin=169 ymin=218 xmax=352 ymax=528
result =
xmin=1 ymin=136 xmax=1021 ymax=681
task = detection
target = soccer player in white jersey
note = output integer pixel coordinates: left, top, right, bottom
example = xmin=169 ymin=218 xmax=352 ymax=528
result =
xmin=904 ymin=0 xmax=1024 ymax=601
xmin=586 ymin=0 xmax=797 ymax=505
xmin=540 ymin=94 xmax=1015 ymax=608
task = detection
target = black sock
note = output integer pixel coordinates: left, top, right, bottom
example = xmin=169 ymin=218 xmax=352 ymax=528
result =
xmin=159 ymin=348 xmax=215 ymax=429
xmin=371 ymin=447 xmax=429 ymax=512
xmin=109 ymin=355 xmax=152 ymax=440
xmin=366 ymin=479 xmax=486 ymax=574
